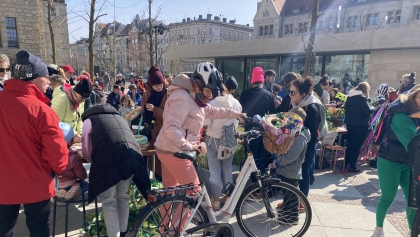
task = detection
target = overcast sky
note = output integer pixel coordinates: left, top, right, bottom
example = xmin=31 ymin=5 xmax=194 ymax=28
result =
xmin=67 ymin=0 xmax=258 ymax=43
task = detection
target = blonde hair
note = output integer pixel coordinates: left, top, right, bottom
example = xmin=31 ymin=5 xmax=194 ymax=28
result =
xmin=353 ymin=82 xmax=370 ymax=98
xmin=0 ymin=54 xmax=9 ymax=64
xmin=50 ymin=75 xmax=66 ymax=87
xmin=400 ymin=85 xmax=420 ymax=114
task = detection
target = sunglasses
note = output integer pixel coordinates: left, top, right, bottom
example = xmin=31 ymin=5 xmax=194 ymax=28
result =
xmin=288 ymin=90 xmax=297 ymax=96
xmin=0 ymin=68 xmax=10 ymax=73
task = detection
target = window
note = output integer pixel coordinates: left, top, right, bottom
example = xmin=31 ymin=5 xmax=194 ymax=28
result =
xmin=367 ymin=13 xmax=379 ymax=26
xmin=269 ymin=25 xmax=273 ymax=35
xmin=263 ymin=10 xmax=269 ymax=17
xmin=233 ymin=32 xmax=236 ymax=38
xmin=259 ymin=26 xmax=263 ymax=36
xmin=298 ymin=23 xmax=307 ymax=33
xmin=242 ymin=33 xmax=244 ymax=39
xmin=415 ymin=6 xmax=420 ymax=20
xmin=220 ymin=30 xmax=222 ymax=36
xmin=387 ymin=10 xmax=401 ymax=23
xmin=328 ymin=17 xmax=335 ymax=28
xmin=353 ymin=16 xmax=359 ymax=27
xmin=224 ymin=30 xmax=227 ymax=37
xmin=264 ymin=25 xmax=269 ymax=35
xmin=6 ymin=17 xmax=18 ymax=48
xmin=285 ymin=24 xmax=293 ymax=34
xmin=228 ymin=31 xmax=231 ymax=38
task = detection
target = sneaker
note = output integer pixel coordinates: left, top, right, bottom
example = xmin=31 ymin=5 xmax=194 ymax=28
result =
xmin=372 ymin=227 xmax=385 ymax=237
xmin=247 ymin=192 xmax=263 ymax=202
xmin=212 ymin=200 xmax=220 ymax=210
xmin=277 ymin=216 xmax=298 ymax=225
xmin=277 ymin=202 xmax=306 ymax=213
xmin=64 ymin=183 xmax=81 ymax=201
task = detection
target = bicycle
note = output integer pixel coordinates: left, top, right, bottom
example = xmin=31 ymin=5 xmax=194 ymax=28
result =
xmin=127 ymin=117 xmax=312 ymax=237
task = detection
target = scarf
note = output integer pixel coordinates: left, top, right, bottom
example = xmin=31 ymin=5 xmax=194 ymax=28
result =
xmin=64 ymin=86 xmax=80 ymax=111
xmin=144 ymin=88 xmax=166 ymax=124
xmin=314 ymin=83 xmax=323 ymax=98
xmin=191 ymin=79 xmax=211 ymax=107
xmin=292 ymin=92 xmax=322 ymax=108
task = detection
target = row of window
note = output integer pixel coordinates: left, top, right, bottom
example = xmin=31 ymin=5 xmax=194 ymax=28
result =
xmin=1 ymin=17 xmax=18 ymax=48
xmin=258 ymin=25 xmax=274 ymax=36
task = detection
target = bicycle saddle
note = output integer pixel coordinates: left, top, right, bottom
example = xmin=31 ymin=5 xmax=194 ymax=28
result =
xmin=174 ymin=151 xmax=197 ymax=162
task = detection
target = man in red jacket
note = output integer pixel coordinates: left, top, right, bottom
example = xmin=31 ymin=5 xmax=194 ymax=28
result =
xmin=0 ymin=50 xmax=69 ymax=237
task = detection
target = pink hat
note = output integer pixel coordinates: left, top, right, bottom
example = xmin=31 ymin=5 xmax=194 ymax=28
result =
xmin=251 ymin=67 xmax=264 ymax=84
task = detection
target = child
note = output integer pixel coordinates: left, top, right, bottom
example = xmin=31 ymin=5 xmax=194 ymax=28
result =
xmin=127 ymin=84 xmax=142 ymax=106
xmin=119 ymin=95 xmax=135 ymax=119
xmin=268 ymin=108 xmax=310 ymax=225
xmin=56 ymin=122 xmax=88 ymax=205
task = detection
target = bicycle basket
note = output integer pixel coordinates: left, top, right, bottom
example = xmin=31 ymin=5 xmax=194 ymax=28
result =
xmin=263 ymin=131 xmax=295 ymax=155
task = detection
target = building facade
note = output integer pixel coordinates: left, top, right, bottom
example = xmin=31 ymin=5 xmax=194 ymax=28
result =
xmin=0 ymin=0 xmax=70 ymax=65
xmin=69 ymin=38 xmax=88 ymax=74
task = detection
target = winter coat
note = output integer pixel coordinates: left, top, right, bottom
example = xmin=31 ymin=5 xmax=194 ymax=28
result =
xmin=204 ymin=94 xmax=242 ymax=139
xmin=58 ymin=150 xmax=87 ymax=188
xmin=277 ymin=94 xmax=292 ymax=113
xmin=127 ymin=91 xmax=141 ymax=104
xmin=51 ymin=86 xmax=85 ymax=136
xmin=292 ymin=92 xmax=323 ymax=146
xmin=106 ymin=91 xmax=120 ymax=110
xmin=93 ymin=89 xmax=106 ymax=104
xmin=344 ymin=90 xmax=374 ymax=127
xmin=82 ymin=104 xmax=151 ymax=203
xmin=239 ymin=86 xmax=276 ymax=131
xmin=276 ymin=128 xmax=311 ymax=180
xmin=0 ymin=80 xmax=68 ymax=204
xmin=154 ymin=85 xmax=241 ymax=153
xmin=378 ymin=101 xmax=417 ymax=165
xmin=140 ymin=82 xmax=168 ymax=145
xmin=84 ymin=91 xmax=97 ymax=111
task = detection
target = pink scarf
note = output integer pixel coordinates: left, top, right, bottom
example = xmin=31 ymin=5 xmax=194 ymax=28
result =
xmin=64 ymin=86 xmax=79 ymax=111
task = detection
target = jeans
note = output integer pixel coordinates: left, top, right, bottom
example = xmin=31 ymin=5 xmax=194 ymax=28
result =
xmin=0 ymin=199 xmax=50 ymax=237
xmin=280 ymin=176 xmax=300 ymax=221
xmin=299 ymin=143 xmax=316 ymax=197
xmin=247 ymin=136 xmax=270 ymax=183
xmin=99 ymin=176 xmax=133 ymax=237
xmin=206 ymin=136 xmax=234 ymax=198
xmin=345 ymin=125 xmax=368 ymax=169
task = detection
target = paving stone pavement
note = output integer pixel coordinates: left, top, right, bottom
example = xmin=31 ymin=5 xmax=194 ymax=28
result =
xmin=10 ymin=163 xmax=413 ymax=236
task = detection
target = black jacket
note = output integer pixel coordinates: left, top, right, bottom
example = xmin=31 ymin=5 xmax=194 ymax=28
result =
xmin=106 ymin=91 xmax=120 ymax=110
xmin=276 ymin=94 xmax=292 ymax=113
xmin=239 ymin=86 xmax=276 ymax=131
xmin=82 ymin=104 xmax=151 ymax=203
xmin=378 ymin=101 xmax=411 ymax=164
xmin=304 ymin=103 xmax=322 ymax=147
xmin=344 ymin=91 xmax=374 ymax=127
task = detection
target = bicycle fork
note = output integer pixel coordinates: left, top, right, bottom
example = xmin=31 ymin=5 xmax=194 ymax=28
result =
xmin=257 ymin=169 xmax=276 ymax=219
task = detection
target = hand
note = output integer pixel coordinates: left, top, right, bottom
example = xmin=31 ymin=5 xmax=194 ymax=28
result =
xmin=192 ymin=145 xmax=207 ymax=154
xmin=74 ymin=134 xmax=82 ymax=143
xmin=275 ymin=100 xmax=281 ymax=107
xmin=236 ymin=113 xmax=247 ymax=123
xmin=146 ymin=103 xmax=154 ymax=112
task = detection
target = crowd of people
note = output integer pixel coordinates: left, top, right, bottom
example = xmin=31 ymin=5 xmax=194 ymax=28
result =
xmin=0 ymin=49 xmax=419 ymax=237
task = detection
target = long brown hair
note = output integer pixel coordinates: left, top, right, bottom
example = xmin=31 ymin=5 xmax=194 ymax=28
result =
xmin=353 ymin=82 xmax=370 ymax=98
xmin=400 ymin=85 xmax=420 ymax=114
xmin=120 ymin=94 xmax=135 ymax=107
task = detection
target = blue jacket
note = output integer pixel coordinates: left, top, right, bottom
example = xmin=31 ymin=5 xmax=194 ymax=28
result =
xmin=127 ymin=91 xmax=141 ymax=105
xmin=106 ymin=91 xmax=120 ymax=110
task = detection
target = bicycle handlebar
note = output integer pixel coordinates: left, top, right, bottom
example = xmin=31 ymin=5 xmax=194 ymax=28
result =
xmin=235 ymin=130 xmax=263 ymax=139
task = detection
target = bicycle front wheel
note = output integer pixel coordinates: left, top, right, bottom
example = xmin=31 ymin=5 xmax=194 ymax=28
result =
xmin=236 ymin=179 xmax=312 ymax=237
xmin=130 ymin=195 xmax=209 ymax=237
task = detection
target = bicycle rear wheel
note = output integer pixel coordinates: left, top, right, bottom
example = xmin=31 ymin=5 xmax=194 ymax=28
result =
xmin=412 ymin=208 xmax=420 ymax=237
xmin=129 ymin=195 xmax=209 ymax=237
xmin=235 ymin=179 xmax=312 ymax=237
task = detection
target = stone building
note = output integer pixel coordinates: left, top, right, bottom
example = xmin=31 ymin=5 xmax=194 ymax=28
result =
xmin=0 ymin=0 xmax=70 ymax=65
xmin=69 ymin=38 xmax=88 ymax=74
xmin=253 ymin=0 xmax=285 ymax=40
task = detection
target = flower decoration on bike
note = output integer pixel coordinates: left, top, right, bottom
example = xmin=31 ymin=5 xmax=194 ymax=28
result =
xmin=261 ymin=112 xmax=304 ymax=144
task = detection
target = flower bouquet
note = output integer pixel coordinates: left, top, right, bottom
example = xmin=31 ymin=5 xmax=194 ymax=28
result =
xmin=261 ymin=112 xmax=304 ymax=154
xmin=327 ymin=107 xmax=345 ymax=126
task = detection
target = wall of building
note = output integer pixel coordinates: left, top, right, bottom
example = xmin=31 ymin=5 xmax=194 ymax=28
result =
xmin=369 ymin=49 xmax=420 ymax=92
xmin=0 ymin=0 xmax=45 ymax=63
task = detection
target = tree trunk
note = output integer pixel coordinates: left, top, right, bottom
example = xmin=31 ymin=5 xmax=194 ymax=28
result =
xmin=148 ymin=0 xmax=154 ymax=67
xmin=88 ymin=0 xmax=95 ymax=78
xmin=47 ymin=0 xmax=56 ymax=64
xmin=303 ymin=0 xmax=319 ymax=78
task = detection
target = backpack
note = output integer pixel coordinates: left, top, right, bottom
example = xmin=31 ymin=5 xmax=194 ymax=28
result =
xmin=216 ymin=123 xmax=238 ymax=160
xmin=313 ymin=103 xmax=329 ymax=139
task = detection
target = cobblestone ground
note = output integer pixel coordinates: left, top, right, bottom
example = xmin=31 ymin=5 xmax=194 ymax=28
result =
xmin=309 ymin=170 xmax=410 ymax=235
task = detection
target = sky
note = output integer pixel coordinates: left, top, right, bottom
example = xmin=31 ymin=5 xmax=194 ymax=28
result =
xmin=67 ymin=0 xmax=258 ymax=43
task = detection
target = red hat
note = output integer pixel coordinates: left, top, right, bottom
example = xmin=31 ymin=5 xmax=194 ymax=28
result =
xmin=62 ymin=65 xmax=75 ymax=74
xmin=251 ymin=67 xmax=264 ymax=84
xmin=148 ymin=66 xmax=165 ymax=86
xmin=76 ymin=75 xmax=92 ymax=84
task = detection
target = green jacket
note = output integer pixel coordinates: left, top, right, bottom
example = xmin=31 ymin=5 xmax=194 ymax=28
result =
xmin=51 ymin=86 xmax=85 ymax=135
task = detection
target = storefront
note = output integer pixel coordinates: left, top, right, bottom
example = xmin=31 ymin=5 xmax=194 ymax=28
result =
xmin=216 ymin=52 xmax=369 ymax=94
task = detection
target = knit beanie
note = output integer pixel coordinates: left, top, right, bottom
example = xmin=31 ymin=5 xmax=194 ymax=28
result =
xmin=13 ymin=50 xmax=48 ymax=81
xmin=251 ymin=67 xmax=264 ymax=84
xmin=148 ymin=66 xmax=165 ymax=86
xmin=225 ymin=76 xmax=238 ymax=91
xmin=74 ymin=78 xmax=92 ymax=98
